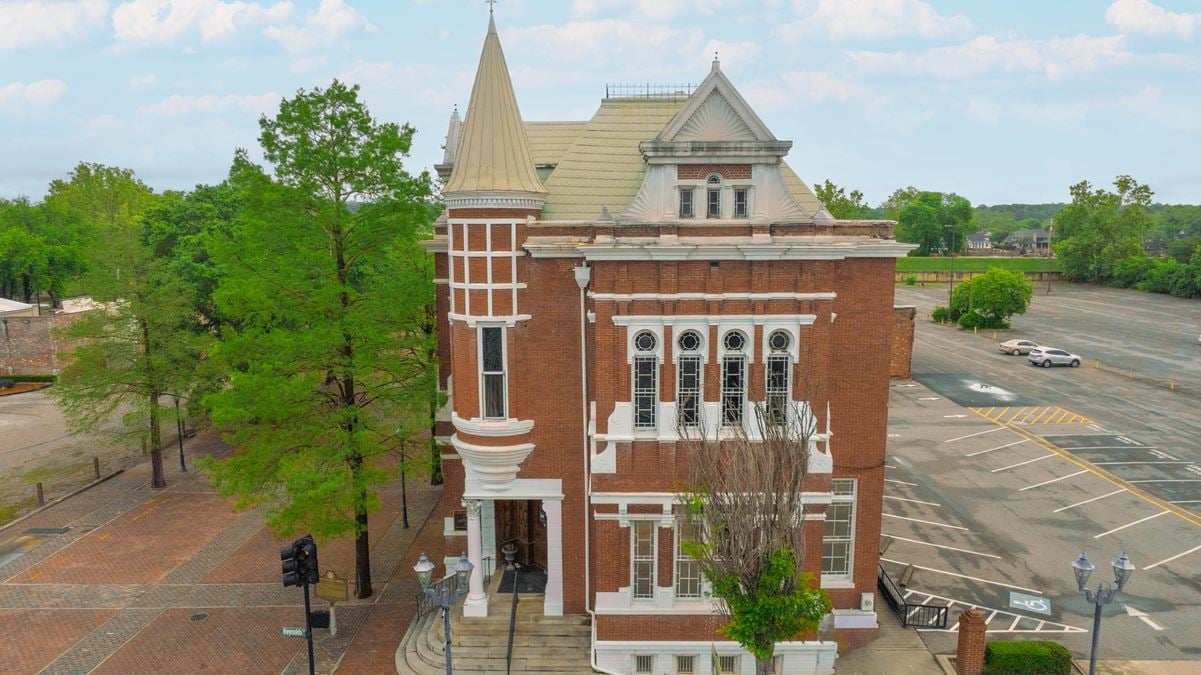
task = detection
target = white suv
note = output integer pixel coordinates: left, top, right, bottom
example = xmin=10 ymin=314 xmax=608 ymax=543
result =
xmin=1028 ymin=347 xmax=1081 ymax=368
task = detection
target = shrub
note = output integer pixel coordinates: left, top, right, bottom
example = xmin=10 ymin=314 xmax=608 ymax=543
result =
xmin=1137 ymin=258 xmax=1181 ymax=294
xmin=1110 ymin=255 xmax=1155 ymax=289
xmin=903 ymin=274 xmax=918 ymax=286
xmin=931 ymin=306 xmax=949 ymax=323
xmin=951 ymin=267 xmax=1033 ymax=330
xmin=2 ymin=374 xmax=57 ymax=383
xmin=984 ymin=640 xmax=1072 ymax=674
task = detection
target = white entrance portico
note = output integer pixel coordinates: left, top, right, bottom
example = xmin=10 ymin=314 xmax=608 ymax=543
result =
xmin=460 ymin=477 xmax=564 ymax=618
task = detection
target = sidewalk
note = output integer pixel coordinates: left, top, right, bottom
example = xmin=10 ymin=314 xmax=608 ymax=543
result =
xmin=0 ymin=429 xmax=443 ymax=675
xmin=835 ymin=606 xmax=940 ymax=674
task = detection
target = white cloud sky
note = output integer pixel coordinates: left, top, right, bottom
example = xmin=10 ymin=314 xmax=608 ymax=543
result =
xmin=111 ymin=0 xmax=294 ymax=46
xmin=0 ymin=79 xmax=69 ymax=105
xmin=0 ymin=0 xmax=107 ymax=50
xmin=263 ymin=0 xmax=373 ymax=53
xmin=139 ymin=91 xmax=280 ymax=115
xmin=774 ymin=0 xmax=973 ymax=42
xmin=507 ymin=19 xmax=704 ymax=65
xmin=850 ymin=34 xmax=1130 ymax=80
xmin=128 ymin=73 xmax=157 ymax=87
xmin=1106 ymin=0 xmax=1201 ymax=39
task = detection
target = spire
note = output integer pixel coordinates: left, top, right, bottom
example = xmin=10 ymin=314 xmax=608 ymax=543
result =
xmin=712 ymin=50 xmax=720 ymax=72
xmin=445 ymin=12 xmax=546 ymax=195
xmin=442 ymin=105 xmax=461 ymax=165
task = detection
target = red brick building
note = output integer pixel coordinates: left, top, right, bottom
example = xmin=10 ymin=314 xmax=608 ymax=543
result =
xmin=425 ymin=14 xmax=912 ymax=674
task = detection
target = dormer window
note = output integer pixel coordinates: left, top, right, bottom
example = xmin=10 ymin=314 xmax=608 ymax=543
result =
xmin=734 ymin=188 xmax=748 ymax=219
xmin=679 ymin=188 xmax=694 ymax=219
xmin=706 ymin=174 xmax=721 ymax=218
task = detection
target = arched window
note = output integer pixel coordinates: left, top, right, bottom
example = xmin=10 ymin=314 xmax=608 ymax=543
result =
xmin=766 ymin=330 xmax=792 ymax=424
xmin=676 ymin=330 xmax=703 ymax=427
xmin=632 ymin=331 xmax=658 ymax=430
xmin=721 ymin=330 xmax=747 ymax=426
xmin=706 ymin=174 xmax=722 ymax=218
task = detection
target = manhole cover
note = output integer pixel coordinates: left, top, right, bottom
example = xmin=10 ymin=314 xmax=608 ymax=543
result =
xmin=189 ymin=613 xmax=209 ymax=622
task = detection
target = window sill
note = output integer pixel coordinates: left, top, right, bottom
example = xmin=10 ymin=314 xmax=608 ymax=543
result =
xmin=820 ymin=577 xmax=855 ymax=589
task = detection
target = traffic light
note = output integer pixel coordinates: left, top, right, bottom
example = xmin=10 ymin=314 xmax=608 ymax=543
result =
xmin=281 ymin=541 xmax=301 ymax=588
xmin=280 ymin=534 xmax=319 ymax=587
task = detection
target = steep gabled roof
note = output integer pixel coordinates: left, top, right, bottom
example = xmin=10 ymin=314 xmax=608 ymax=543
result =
xmin=445 ymin=14 xmax=546 ymax=195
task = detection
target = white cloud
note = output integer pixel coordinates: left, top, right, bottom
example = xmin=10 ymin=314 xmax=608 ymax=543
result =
xmin=774 ymin=0 xmax=973 ymax=42
xmin=128 ymin=73 xmax=157 ymax=87
xmin=1106 ymin=0 xmax=1201 ymax=38
xmin=0 ymin=0 xmax=107 ymax=50
xmin=336 ymin=60 xmax=464 ymax=106
xmin=507 ymin=20 xmax=704 ymax=65
xmin=0 ymin=79 xmax=69 ymax=105
xmin=139 ymin=91 xmax=280 ymax=115
xmin=701 ymin=39 xmax=760 ymax=70
xmin=850 ymin=34 xmax=1130 ymax=80
xmin=780 ymin=70 xmax=869 ymax=102
xmin=263 ymin=0 xmax=373 ymax=53
xmin=571 ymin=0 xmax=731 ymax=21
xmin=111 ymin=0 xmax=293 ymax=46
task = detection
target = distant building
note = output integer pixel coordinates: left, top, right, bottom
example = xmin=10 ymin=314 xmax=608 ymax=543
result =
xmin=1007 ymin=228 xmax=1049 ymax=254
xmin=967 ymin=231 xmax=992 ymax=251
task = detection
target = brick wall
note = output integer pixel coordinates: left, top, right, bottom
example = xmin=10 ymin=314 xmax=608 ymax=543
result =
xmin=956 ymin=609 xmax=986 ymax=675
xmin=0 ymin=312 xmax=86 ymax=376
xmin=891 ymin=305 xmax=916 ymax=379
xmin=676 ymin=164 xmax=752 ymax=180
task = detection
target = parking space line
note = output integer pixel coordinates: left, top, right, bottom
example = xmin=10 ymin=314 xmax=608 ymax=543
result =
xmin=1054 ymin=489 xmax=1126 ymax=513
xmin=1020 ymin=470 xmax=1087 ymax=492
xmin=882 ymin=559 xmax=1043 ymax=594
xmin=885 ymin=478 xmax=919 ymax=486
xmin=973 ymin=410 xmax=1201 ymax=531
xmin=1007 ymin=616 xmax=1021 ymax=631
xmin=1071 ymin=446 xmax=1157 ymax=450
xmin=1094 ymin=461 xmax=1190 ymax=465
xmin=882 ymin=533 xmax=1001 ymax=559
xmin=1094 ymin=511 xmax=1169 ymax=538
xmin=967 ymin=439 xmax=1028 ymax=457
xmin=1128 ymin=479 xmax=1201 ymax=483
xmin=992 ymin=453 xmax=1055 ymax=472
xmin=882 ymin=513 xmax=970 ymax=531
xmin=884 ymin=495 xmax=941 ymax=507
xmin=945 ymin=427 xmax=1005 ymax=443
xmin=1146 ymin=544 xmax=1201 ymax=570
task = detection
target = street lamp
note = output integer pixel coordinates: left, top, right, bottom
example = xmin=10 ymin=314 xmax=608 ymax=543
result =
xmin=1046 ymin=224 xmax=1054 ymax=296
xmin=415 ymin=552 xmax=474 ymax=675
xmin=1072 ymin=551 xmax=1135 ymax=675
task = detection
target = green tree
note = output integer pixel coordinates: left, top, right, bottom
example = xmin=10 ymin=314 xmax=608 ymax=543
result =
xmin=201 ymin=81 xmax=434 ymax=599
xmin=896 ymin=191 xmax=973 ymax=256
xmin=1052 ymin=176 xmax=1153 ymax=284
xmin=880 ymin=186 xmax=920 ymax=220
xmin=814 ymin=179 xmax=869 ymax=219
xmin=949 ymin=267 xmax=1034 ymax=330
xmin=50 ymin=165 xmax=205 ymax=489
xmin=679 ymin=404 xmax=832 ymax=674
xmin=0 ymin=197 xmax=86 ymax=305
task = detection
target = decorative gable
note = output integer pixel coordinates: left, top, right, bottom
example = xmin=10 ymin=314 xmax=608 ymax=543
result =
xmin=658 ymin=62 xmax=777 ymax=143
xmin=673 ymin=90 xmax=757 ymax=142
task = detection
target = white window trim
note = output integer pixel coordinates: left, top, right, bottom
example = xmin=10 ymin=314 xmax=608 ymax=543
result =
xmin=674 ymin=516 xmax=704 ymax=600
xmin=632 ymin=351 xmax=659 ymax=434
xmin=477 ymin=324 xmax=508 ymax=421
xmin=631 ymin=520 xmax=658 ymax=602
xmin=821 ymin=479 xmax=857 ymax=583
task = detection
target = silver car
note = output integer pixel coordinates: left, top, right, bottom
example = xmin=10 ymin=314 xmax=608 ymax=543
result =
xmin=1028 ymin=347 xmax=1081 ymax=368
xmin=999 ymin=338 xmax=1040 ymax=355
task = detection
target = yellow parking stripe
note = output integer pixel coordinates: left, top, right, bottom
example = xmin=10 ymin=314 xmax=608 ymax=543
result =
xmin=968 ymin=406 xmax=1093 ymax=425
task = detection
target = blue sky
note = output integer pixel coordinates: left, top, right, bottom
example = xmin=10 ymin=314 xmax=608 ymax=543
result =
xmin=2 ymin=0 xmax=1200 ymax=206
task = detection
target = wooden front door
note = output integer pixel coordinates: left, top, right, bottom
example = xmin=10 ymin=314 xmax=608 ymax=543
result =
xmin=494 ymin=499 xmax=546 ymax=570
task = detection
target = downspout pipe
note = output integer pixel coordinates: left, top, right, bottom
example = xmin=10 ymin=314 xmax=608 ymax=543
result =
xmin=573 ymin=264 xmax=622 ymax=675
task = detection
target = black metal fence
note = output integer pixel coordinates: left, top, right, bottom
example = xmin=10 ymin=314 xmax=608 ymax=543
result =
xmin=416 ymin=573 xmax=460 ymax=618
xmin=878 ymin=564 xmax=949 ymax=629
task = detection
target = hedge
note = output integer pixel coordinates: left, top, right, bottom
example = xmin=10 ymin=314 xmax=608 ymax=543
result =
xmin=0 ymin=374 xmax=57 ymax=383
xmin=895 ymin=257 xmax=1059 ymax=273
xmin=984 ymin=640 xmax=1072 ymax=674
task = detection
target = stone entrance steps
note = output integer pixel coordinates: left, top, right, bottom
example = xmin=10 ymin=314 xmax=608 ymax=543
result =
xmin=396 ymin=587 xmax=592 ymax=674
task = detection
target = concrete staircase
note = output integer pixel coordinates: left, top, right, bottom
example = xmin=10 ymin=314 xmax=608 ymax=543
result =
xmin=396 ymin=577 xmax=593 ymax=674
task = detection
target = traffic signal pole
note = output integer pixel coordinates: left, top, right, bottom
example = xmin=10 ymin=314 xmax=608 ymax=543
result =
xmin=303 ymin=582 xmax=316 ymax=675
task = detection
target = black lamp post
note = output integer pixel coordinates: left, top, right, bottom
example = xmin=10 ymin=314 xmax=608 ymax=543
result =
xmin=415 ymin=552 xmax=474 ymax=675
xmin=1073 ymin=551 xmax=1136 ymax=675
xmin=174 ymin=394 xmax=187 ymax=472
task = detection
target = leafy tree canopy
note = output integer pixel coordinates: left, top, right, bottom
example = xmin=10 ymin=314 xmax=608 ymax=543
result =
xmin=895 ymin=191 xmax=973 ymax=256
xmin=949 ymin=267 xmax=1034 ymax=330
xmin=814 ymin=179 xmax=869 ymax=219
xmin=1052 ymin=175 xmax=1153 ymax=284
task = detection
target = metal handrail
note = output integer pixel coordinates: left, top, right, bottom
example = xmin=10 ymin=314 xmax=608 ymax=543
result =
xmin=878 ymin=564 xmax=949 ymax=629
xmin=416 ymin=573 xmax=460 ymax=618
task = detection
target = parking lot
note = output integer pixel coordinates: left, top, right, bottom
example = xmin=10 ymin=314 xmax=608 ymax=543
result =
xmin=885 ymin=285 xmax=1201 ymax=660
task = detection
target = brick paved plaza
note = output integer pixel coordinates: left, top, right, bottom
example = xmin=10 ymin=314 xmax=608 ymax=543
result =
xmin=0 ymin=430 xmax=444 ymax=674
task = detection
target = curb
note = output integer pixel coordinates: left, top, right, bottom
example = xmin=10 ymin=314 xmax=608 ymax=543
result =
xmin=0 ymin=469 xmax=125 ymax=534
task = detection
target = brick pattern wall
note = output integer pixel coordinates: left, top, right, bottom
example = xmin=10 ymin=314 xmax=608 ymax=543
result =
xmin=956 ymin=609 xmax=986 ymax=675
xmin=676 ymin=164 xmax=752 ymax=180
xmin=0 ymin=312 xmax=86 ymax=376
xmin=891 ymin=305 xmax=916 ymax=379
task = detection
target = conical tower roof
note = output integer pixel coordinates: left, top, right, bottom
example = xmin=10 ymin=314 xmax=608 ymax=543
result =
xmin=445 ymin=14 xmax=546 ymax=195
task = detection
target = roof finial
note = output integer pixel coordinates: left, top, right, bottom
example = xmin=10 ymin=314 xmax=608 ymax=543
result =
xmin=712 ymin=50 xmax=720 ymax=72
xmin=487 ymin=0 xmax=496 ymax=14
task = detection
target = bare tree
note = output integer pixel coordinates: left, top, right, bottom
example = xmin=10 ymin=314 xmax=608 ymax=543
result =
xmin=678 ymin=402 xmax=832 ymax=675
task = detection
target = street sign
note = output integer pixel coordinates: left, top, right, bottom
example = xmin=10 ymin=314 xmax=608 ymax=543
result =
xmin=1008 ymin=592 xmax=1051 ymax=616
xmin=282 ymin=627 xmax=306 ymax=638
xmin=315 ymin=570 xmax=349 ymax=602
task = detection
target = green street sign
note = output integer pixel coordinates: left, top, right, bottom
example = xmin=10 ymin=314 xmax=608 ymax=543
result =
xmin=282 ymin=627 xmax=306 ymax=638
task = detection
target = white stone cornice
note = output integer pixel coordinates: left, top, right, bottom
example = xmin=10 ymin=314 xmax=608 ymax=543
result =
xmin=452 ymin=412 xmax=535 ymax=437
xmin=525 ymin=239 xmax=917 ymax=261
xmin=589 ymin=291 xmax=835 ymax=302
xmin=444 ymin=190 xmax=546 ymax=211
xmin=447 ymin=312 xmax=532 ymax=327
xmin=451 ymin=433 xmax=536 ymax=492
